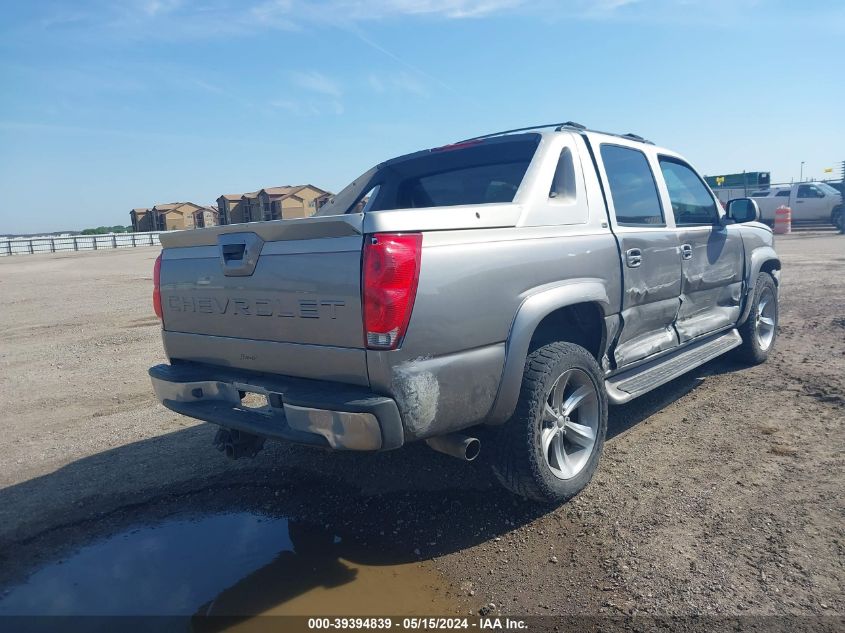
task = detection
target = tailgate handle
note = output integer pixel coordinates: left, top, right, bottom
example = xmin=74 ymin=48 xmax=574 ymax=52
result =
xmin=222 ymin=243 xmax=246 ymax=262
xmin=218 ymin=232 xmax=264 ymax=277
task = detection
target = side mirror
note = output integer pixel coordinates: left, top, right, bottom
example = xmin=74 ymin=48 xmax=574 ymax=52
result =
xmin=726 ymin=198 xmax=760 ymax=224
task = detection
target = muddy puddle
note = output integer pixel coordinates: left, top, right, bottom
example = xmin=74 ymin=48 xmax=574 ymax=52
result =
xmin=0 ymin=511 xmax=457 ymax=618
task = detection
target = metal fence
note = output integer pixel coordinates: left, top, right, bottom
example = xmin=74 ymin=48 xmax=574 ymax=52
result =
xmin=0 ymin=232 xmax=163 ymax=257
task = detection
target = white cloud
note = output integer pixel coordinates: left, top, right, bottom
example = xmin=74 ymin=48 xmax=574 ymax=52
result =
xmin=368 ymin=74 xmax=387 ymax=93
xmin=42 ymin=0 xmax=797 ymax=41
xmin=270 ymin=99 xmax=319 ymax=115
xmin=140 ymin=0 xmax=183 ymax=17
xmin=270 ymin=96 xmax=344 ymax=116
xmin=222 ymin=0 xmax=526 ymax=28
xmin=290 ymin=70 xmax=343 ymax=97
xmin=335 ymin=0 xmax=526 ymax=19
xmin=368 ymin=71 xmax=428 ymax=97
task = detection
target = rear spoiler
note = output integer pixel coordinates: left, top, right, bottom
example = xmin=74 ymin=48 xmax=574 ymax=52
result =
xmin=158 ymin=214 xmax=364 ymax=248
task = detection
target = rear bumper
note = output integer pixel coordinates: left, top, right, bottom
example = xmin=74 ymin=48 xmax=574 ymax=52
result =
xmin=149 ymin=362 xmax=404 ymax=450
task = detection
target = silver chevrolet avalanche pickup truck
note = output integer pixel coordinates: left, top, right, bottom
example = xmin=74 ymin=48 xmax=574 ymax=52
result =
xmin=149 ymin=122 xmax=781 ymax=504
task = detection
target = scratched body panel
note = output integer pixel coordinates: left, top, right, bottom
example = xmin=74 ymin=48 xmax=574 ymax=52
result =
xmin=673 ymin=225 xmax=744 ymax=342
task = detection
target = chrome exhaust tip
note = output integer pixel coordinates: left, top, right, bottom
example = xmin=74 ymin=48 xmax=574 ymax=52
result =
xmin=425 ymin=434 xmax=480 ymax=461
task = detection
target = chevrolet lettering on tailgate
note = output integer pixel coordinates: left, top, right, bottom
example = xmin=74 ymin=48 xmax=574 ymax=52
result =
xmin=166 ymin=296 xmax=346 ymax=319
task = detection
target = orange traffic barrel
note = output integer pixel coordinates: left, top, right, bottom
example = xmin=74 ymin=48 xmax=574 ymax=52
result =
xmin=774 ymin=205 xmax=791 ymax=234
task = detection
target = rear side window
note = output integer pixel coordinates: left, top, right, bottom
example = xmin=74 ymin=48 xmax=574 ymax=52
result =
xmin=600 ymin=145 xmax=664 ymax=225
xmin=658 ymin=157 xmax=719 ymax=225
xmin=549 ymin=147 xmax=577 ymax=202
xmin=775 ymin=190 xmax=791 ymax=197
xmin=350 ymin=134 xmax=539 ymax=213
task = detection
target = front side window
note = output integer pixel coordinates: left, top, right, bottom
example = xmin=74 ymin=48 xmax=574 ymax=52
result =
xmin=600 ymin=145 xmax=664 ymax=225
xmin=797 ymin=185 xmax=823 ymax=198
xmin=658 ymin=157 xmax=719 ymax=225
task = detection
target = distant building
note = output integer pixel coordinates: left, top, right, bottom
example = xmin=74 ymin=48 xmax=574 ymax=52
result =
xmin=129 ymin=202 xmax=219 ymax=232
xmin=129 ymin=208 xmax=150 ymax=232
xmin=218 ymin=185 xmax=331 ymax=225
xmin=216 ymin=194 xmax=243 ymax=226
xmin=194 ymin=206 xmax=219 ymax=228
xmin=131 ymin=184 xmax=332 ymax=232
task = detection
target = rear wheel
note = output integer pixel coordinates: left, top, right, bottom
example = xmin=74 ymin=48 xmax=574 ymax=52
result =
xmin=736 ymin=272 xmax=778 ymax=364
xmin=835 ymin=207 xmax=845 ymax=234
xmin=491 ymin=342 xmax=607 ymax=504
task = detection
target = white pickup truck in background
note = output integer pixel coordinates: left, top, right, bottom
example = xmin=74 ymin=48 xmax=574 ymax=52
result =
xmin=745 ymin=182 xmax=843 ymax=225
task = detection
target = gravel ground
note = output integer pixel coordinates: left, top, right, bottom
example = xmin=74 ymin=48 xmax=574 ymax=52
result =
xmin=0 ymin=234 xmax=842 ymax=621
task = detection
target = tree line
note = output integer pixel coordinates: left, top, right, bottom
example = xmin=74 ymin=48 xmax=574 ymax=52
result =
xmin=79 ymin=225 xmax=134 ymax=235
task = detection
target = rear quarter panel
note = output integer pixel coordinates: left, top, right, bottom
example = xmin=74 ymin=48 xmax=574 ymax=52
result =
xmin=366 ymin=226 xmax=621 ymax=440
xmin=363 ymin=132 xmax=621 ymax=440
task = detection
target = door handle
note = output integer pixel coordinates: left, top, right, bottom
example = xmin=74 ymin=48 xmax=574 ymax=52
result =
xmin=626 ymin=248 xmax=642 ymax=268
xmin=680 ymin=243 xmax=693 ymax=260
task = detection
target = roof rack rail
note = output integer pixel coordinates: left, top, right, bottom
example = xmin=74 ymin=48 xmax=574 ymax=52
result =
xmin=582 ymin=128 xmax=655 ymax=145
xmin=621 ymin=132 xmax=650 ymax=143
xmin=456 ymin=121 xmax=587 ymax=144
xmin=555 ymin=121 xmax=587 ymax=131
xmin=453 ymin=122 xmax=655 ymax=146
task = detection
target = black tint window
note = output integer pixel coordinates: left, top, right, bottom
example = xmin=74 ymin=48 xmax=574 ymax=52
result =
xmin=797 ymin=185 xmax=822 ymax=198
xmin=775 ymin=190 xmax=791 ymax=197
xmin=600 ymin=145 xmax=663 ymax=225
xmin=365 ymin=135 xmax=539 ymax=212
xmin=403 ymin=162 xmax=527 ymax=207
xmin=658 ymin=157 xmax=719 ymax=225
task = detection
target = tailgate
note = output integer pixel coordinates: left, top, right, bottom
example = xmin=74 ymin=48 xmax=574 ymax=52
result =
xmin=158 ymin=215 xmax=367 ymax=382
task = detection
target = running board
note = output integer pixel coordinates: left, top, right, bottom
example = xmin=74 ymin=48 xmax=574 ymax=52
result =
xmin=605 ymin=329 xmax=742 ymax=405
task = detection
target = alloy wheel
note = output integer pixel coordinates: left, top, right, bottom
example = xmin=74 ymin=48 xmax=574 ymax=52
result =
xmin=540 ymin=368 xmax=600 ymax=480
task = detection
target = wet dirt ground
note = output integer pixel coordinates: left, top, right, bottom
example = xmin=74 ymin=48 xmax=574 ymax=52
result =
xmin=0 ymin=233 xmax=842 ymax=623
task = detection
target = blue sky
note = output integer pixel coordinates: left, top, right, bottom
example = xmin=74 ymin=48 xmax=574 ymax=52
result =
xmin=1 ymin=0 xmax=843 ymax=233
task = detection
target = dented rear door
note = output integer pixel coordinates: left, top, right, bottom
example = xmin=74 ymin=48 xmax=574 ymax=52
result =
xmin=589 ymin=137 xmax=683 ymax=368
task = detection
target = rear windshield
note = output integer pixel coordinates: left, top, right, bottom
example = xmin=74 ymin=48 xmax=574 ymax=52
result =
xmin=316 ymin=134 xmax=540 ymax=215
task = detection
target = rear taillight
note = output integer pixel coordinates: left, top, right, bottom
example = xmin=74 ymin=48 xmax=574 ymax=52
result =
xmin=153 ymin=254 xmax=162 ymax=320
xmin=362 ymin=233 xmax=422 ymax=350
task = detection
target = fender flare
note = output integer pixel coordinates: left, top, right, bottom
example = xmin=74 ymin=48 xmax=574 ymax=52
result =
xmin=486 ymin=280 xmax=611 ymax=424
xmin=738 ymin=246 xmax=781 ymax=326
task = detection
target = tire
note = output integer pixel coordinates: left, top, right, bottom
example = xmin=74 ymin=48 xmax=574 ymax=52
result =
xmin=835 ymin=208 xmax=845 ymax=234
xmin=490 ymin=342 xmax=608 ymax=504
xmin=735 ymin=272 xmax=778 ymax=364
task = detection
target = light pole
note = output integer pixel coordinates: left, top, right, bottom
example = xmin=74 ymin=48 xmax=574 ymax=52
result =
xmin=800 ymin=161 xmax=805 ymax=182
